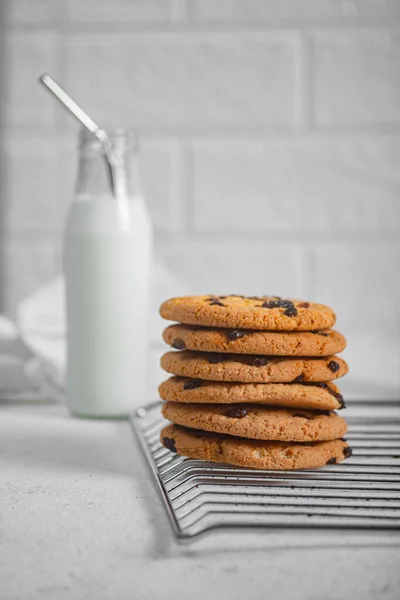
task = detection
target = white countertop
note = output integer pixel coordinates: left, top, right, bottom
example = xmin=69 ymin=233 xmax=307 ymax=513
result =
xmin=1 ymin=401 xmax=399 ymax=600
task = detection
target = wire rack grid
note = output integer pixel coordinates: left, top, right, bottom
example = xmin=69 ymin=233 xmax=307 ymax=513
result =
xmin=130 ymin=401 xmax=400 ymax=540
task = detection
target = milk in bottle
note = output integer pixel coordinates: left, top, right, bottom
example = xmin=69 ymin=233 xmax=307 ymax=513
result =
xmin=64 ymin=130 xmax=152 ymax=417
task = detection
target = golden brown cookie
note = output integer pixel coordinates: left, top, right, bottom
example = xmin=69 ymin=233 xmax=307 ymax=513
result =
xmin=160 ymin=351 xmax=349 ymax=383
xmin=163 ymin=324 xmax=346 ymax=356
xmin=159 ymin=377 xmax=345 ymax=411
xmin=160 ymin=295 xmax=336 ymax=331
xmin=160 ymin=424 xmax=351 ymax=470
xmin=162 ymin=402 xmax=347 ymax=442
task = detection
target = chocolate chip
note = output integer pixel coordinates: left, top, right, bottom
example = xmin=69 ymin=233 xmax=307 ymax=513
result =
xmin=207 ymin=353 xmax=226 ymax=364
xmin=226 ymin=407 xmax=247 ymax=419
xmin=326 ymin=457 xmax=337 ymax=465
xmin=261 ymin=299 xmax=298 ymax=316
xmin=219 ymin=296 xmax=227 ymax=299
xmin=293 ymin=413 xmax=312 ymax=420
xmin=261 ymin=301 xmax=273 ymax=308
xmin=251 ymin=357 xmax=269 ymax=367
xmin=278 ymin=300 xmax=294 ymax=309
xmin=337 ymin=395 xmax=346 ymax=409
xmin=227 ymin=329 xmax=246 ymax=341
xmin=163 ymin=437 xmax=177 ymax=453
xmin=183 ymin=378 xmax=202 ymax=390
xmin=317 ymin=410 xmax=332 ymax=416
xmin=210 ymin=300 xmax=225 ymax=307
xmin=292 ymin=374 xmax=304 ymax=383
xmin=328 ymin=360 xmax=340 ymax=373
xmin=298 ymin=302 xmax=310 ymax=308
xmin=262 ymin=299 xmax=293 ymax=309
xmin=343 ymin=446 xmax=352 ymax=458
xmin=171 ymin=338 xmax=186 ymax=350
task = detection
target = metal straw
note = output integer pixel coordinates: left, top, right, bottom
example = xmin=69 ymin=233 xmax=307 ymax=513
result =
xmin=39 ymin=73 xmax=127 ymax=200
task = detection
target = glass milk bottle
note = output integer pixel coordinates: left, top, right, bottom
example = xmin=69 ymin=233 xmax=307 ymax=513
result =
xmin=64 ymin=129 xmax=152 ymax=417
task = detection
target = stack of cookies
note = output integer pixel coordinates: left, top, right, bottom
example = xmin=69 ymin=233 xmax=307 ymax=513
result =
xmin=159 ymin=295 xmax=351 ymax=470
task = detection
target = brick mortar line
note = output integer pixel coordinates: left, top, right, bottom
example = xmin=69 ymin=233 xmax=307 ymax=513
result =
xmin=4 ymin=21 xmax=400 ymax=33
xmin=156 ymin=233 xmax=400 ymax=244
xmin=3 ymin=127 xmax=400 ymax=140
xmin=4 ymin=230 xmax=399 ymax=244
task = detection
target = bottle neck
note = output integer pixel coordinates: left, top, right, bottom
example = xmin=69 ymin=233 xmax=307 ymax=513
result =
xmin=75 ymin=129 xmax=139 ymax=199
xmin=75 ymin=151 xmax=113 ymax=197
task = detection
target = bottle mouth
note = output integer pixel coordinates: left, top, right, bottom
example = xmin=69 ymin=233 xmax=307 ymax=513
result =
xmin=79 ymin=128 xmax=138 ymax=154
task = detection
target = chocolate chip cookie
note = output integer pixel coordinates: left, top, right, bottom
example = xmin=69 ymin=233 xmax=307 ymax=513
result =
xmin=159 ymin=377 xmax=345 ymax=410
xmin=161 ymin=351 xmax=349 ymax=383
xmin=160 ymin=295 xmax=336 ymax=331
xmin=163 ymin=324 xmax=346 ymax=356
xmin=162 ymin=402 xmax=348 ymax=442
xmin=160 ymin=424 xmax=351 ymax=470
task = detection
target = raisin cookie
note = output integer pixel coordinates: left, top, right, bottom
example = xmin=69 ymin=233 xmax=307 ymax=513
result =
xmin=161 ymin=351 xmax=349 ymax=383
xmin=160 ymin=424 xmax=351 ymax=470
xmin=159 ymin=377 xmax=345 ymax=411
xmin=160 ymin=295 xmax=336 ymax=331
xmin=162 ymin=402 xmax=347 ymax=442
xmin=163 ymin=324 xmax=346 ymax=356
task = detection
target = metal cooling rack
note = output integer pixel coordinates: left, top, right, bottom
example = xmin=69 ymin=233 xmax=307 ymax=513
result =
xmin=130 ymin=401 xmax=400 ymax=540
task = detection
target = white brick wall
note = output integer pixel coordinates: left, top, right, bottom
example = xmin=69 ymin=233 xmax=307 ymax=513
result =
xmin=189 ymin=0 xmax=400 ymax=22
xmin=64 ymin=32 xmax=298 ymax=131
xmin=1 ymin=135 xmax=64 ymax=232
xmin=156 ymin=239 xmax=307 ymax=297
xmin=1 ymin=0 xmax=400 ymax=398
xmin=4 ymin=30 xmax=59 ymax=130
xmin=66 ymin=0 xmax=174 ymax=23
xmin=313 ymin=242 xmax=400 ymax=329
xmin=192 ymin=136 xmax=400 ymax=233
xmin=313 ymin=29 xmax=400 ymax=125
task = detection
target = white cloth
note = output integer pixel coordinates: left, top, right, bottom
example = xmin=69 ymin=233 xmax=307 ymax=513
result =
xmin=0 ymin=261 xmax=186 ymax=400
